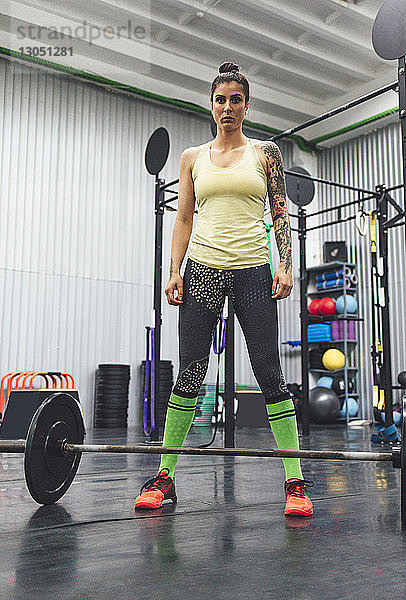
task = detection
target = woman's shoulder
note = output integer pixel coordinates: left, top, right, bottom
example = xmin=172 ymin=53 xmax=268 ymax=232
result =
xmin=181 ymin=143 xmax=209 ymax=172
xmin=182 ymin=143 xmax=209 ymax=158
xmin=250 ymin=138 xmax=281 ymax=153
xmin=250 ymin=138 xmax=283 ymax=169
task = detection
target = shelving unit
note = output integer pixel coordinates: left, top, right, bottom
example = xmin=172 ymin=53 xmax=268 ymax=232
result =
xmin=306 ymin=261 xmax=362 ymax=424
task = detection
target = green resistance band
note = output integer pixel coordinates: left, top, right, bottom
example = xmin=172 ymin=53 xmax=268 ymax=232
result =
xmin=265 ymin=223 xmax=274 ymax=278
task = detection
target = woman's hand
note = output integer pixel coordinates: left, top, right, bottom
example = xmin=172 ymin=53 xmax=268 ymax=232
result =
xmin=165 ymin=273 xmax=184 ymax=306
xmin=271 ymin=265 xmax=293 ymax=299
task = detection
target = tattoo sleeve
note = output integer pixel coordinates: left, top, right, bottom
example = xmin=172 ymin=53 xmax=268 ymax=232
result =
xmin=261 ymin=141 xmax=292 ymax=273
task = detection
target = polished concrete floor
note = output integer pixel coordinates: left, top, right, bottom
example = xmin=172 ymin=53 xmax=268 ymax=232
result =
xmin=0 ymin=423 xmax=404 ymax=600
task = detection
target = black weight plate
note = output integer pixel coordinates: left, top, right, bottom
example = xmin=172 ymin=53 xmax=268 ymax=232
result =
xmin=95 ymin=405 xmax=127 ymax=412
xmin=285 ymin=165 xmax=315 ymax=207
xmin=95 ymin=400 xmax=128 ymax=407
xmin=96 ymin=377 xmax=130 ymax=386
xmin=95 ymin=416 xmax=127 ymax=422
xmin=96 ymin=383 xmax=129 ymax=389
xmin=96 ymin=388 xmax=129 ymax=395
xmin=98 ymin=363 xmax=130 ymax=368
xmin=96 ymin=381 xmax=129 ymax=388
xmin=97 ymin=375 xmax=130 ymax=381
xmin=372 ymin=0 xmax=406 ymax=60
xmin=145 ymin=127 xmax=170 ymax=175
xmin=94 ymin=410 xmax=127 ymax=418
xmin=95 ymin=398 xmax=128 ymax=405
xmin=95 ymin=396 xmax=128 ymax=404
xmin=24 ymin=392 xmax=85 ymax=505
xmin=95 ymin=421 xmax=127 ymax=428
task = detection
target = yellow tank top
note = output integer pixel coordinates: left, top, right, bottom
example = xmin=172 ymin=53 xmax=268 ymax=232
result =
xmin=189 ymin=138 xmax=269 ymax=270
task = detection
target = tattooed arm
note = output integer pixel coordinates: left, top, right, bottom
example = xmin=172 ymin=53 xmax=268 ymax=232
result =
xmin=260 ymin=141 xmax=293 ymax=299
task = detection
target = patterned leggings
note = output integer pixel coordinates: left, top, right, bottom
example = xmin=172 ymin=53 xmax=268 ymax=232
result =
xmin=173 ymin=258 xmax=291 ymax=404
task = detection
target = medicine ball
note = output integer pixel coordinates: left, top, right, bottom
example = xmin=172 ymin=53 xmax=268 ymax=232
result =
xmin=308 ymin=299 xmax=321 ymax=315
xmin=322 ymin=348 xmax=345 ymax=370
xmin=397 ymin=371 xmax=406 ymax=388
xmin=317 ymin=376 xmax=333 ymax=388
xmin=309 ymin=387 xmax=340 ymax=424
xmin=332 ymin=377 xmax=354 ymax=395
xmin=335 ymin=294 xmax=358 ymax=314
xmin=318 ymin=297 xmax=336 ymax=315
xmin=339 ymin=397 xmax=358 ymax=418
xmin=381 ymin=411 xmax=402 ymax=425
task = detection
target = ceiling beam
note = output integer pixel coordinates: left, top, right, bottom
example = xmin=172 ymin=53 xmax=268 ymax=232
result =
xmin=93 ymin=0 xmax=348 ymax=96
xmin=318 ymin=0 xmax=377 ymax=21
xmin=172 ymin=0 xmax=375 ymax=82
xmin=241 ymin=0 xmax=375 ymax=55
xmin=0 ymin=0 xmax=319 ymax=118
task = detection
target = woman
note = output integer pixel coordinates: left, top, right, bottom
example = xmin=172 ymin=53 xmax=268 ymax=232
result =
xmin=135 ymin=62 xmax=313 ymax=517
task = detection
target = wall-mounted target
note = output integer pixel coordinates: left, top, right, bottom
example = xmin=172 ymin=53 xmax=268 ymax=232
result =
xmin=145 ymin=127 xmax=170 ymax=175
xmin=285 ymin=165 xmax=315 ymax=207
xmin=372 ymin=0 xmax=406 ymax=60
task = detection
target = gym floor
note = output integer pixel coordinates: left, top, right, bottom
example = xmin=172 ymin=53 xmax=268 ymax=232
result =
xmin=0 ymin=424 xmax=403 ymax=600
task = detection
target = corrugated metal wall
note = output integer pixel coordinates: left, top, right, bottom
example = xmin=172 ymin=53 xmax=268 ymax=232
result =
xmin=317 ymin=122 xmax=405 ymax=418
xmin=0 ymin=56 xmax=295 ymax=428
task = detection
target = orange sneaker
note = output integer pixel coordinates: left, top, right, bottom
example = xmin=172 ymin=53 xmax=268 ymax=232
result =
xmin=284 ymin=478 xmax=314 ymax=516
xmin=134 ymin=469 xmax=177 ymax=510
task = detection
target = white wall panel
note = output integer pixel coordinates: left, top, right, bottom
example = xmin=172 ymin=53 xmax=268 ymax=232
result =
xmin=318 ymin=122 xmax=405 ymax=419
xmin=0 ymin=56 xmax=295 ymax=428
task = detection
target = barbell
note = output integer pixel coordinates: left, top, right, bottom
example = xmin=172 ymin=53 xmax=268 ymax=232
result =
xmin=1 ymin=391 xmax=405 ymax=529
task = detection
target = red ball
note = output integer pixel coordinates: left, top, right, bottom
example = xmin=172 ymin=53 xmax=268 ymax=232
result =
xmin=308 ymin=299 xmax=321 ymax=315
xmin=318 ymin=297 xmax=336 ymax=315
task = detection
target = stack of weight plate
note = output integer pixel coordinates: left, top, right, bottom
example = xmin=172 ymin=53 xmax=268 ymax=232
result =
xmin=141 ymin=360 xmax=173 ymax=431
xmin=94 ymin=364 xmax=131 ymax=428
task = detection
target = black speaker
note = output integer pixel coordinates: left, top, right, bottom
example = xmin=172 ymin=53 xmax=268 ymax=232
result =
xmin=323 ymin=241 xmax=347 ymax=263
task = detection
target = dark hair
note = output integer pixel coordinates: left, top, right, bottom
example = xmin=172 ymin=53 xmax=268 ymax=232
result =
xmin=210 ymin=62 xmax=249 ymax=104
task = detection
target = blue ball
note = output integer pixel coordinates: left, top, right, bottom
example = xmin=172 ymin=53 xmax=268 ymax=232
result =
xmin=317 ymin=376 xmax=333 ymax=388
xmin=381 ymin=411 xmax=402 ymax=425
xmin=339 ymin=397 xmax=358 ymax=418
xmin=335 ymin=294 xmax=358 ymax=314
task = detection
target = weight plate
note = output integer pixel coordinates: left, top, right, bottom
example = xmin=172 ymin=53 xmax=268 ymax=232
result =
xmin=145 ymin=127 xmax=170 ymax=175
xmin=285 ymin=165 xmax=315 ymax=207
xmin=372 ymin=0 xmax=406 ymax=60
xmin=98 ymin=363 xmax=130 ymax=368
xmin=96 ymin=394 xmax=128 ymax=400
xmin=24 ymin=392 xmax=85 ymax=505
xmin=97 ymin=376 xmax=130 ymax=382
xmin=95 ymin=422 xmax=127 ymax=428
xmin=97 ymin=367 xmax=130 ymax=372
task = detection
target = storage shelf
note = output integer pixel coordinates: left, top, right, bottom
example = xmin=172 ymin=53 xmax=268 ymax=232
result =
xmin=305 ymin=261 xmax=360 ymax=425
xmin=308 ymin=315 xmax=363 ymax=322
xmin=308 ymin=339 xmax=357 ymax=344
xmin=310 ymin=367 xmax=358 ymax=373
xmin=306 ymin=262 xmax=356 ymax=272
xmin=307 ymin=287 xmax=357 ymax=295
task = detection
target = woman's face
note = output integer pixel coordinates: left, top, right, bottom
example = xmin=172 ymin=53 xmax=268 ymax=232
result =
xmin=211 ymin=82 xmax=248 ymax=132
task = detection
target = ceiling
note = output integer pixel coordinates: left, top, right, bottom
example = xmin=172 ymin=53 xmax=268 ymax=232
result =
xmin=0 ymin=0 xmax=399 ymax=143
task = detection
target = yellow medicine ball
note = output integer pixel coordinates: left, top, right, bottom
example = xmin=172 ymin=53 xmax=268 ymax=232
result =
xmin=322 ymin=348 xmax=345 ymax=371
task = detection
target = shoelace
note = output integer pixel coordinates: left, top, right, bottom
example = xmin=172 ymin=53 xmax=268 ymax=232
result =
xmin=285 ymin=478 xmax=314 ymax=498
xmin=140 ymin=469 xmax=171 ymax=494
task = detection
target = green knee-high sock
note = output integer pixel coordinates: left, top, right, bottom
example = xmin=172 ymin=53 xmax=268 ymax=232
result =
xmin=266 ymin=398 xmax=303 ymax=481
xmin=159 ymin=393 xmax=197 ymax=478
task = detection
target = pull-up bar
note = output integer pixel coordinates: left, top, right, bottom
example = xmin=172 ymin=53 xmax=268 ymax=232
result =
xmin=271 ymin=81 xmax=398 ymax=143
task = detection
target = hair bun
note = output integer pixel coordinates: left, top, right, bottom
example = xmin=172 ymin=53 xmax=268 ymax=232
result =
xmin=218 ymin=62 xmax=240 ymax=74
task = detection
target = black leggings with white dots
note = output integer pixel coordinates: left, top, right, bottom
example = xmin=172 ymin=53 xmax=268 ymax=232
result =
xmin=173 ymin=258 xmax=291 ymax=404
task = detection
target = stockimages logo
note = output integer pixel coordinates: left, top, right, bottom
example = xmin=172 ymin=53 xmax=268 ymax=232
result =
xmin=17 ymin=20 xmax=147 ymax=45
